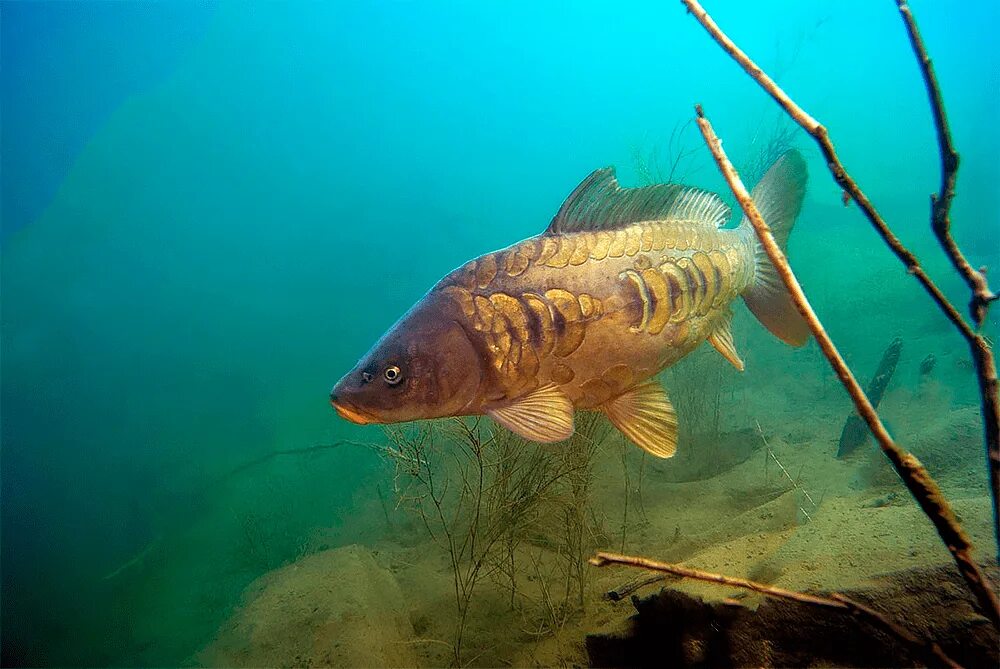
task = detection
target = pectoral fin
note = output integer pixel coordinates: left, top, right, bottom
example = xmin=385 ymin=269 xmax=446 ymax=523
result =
xmin=601 ymin=381 xmax=678 ymax=458
xmin=708 ymin=312 xmax=745 ymax=371
xmin=488 ymin=385 xmax=574 ymax=443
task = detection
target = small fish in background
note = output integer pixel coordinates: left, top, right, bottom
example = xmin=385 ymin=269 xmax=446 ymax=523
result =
xmin=918 ymin=353 xmax=936 ymax=380
xmin=953 ymin=357 xmax=974 ymax=373
xmin=330 ymin=151 xmax=810 ymax=457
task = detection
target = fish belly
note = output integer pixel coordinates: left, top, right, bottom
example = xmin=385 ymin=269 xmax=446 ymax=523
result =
xmin=540 ymin=295 xmax=728 ymax=409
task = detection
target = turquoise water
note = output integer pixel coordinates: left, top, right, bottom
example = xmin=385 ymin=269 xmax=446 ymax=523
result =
xmin=3 ymin=1 xmax=998 ymax=666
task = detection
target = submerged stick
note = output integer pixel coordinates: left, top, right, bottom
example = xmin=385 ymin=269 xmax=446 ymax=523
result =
xmin=680 ymin=0 xmax=1000 ymax=550
xmin=678 ymin=1 xmax=966 ymax=336
xmin=590 ymin=551 xmax=961 ymax=668
xmin=694 ymin=105 xmax=999 ymax=627
xmin=221 ymin=441 xmax=352 ymax=480
xmin=605 ymin=574 xmax=670 ymax=602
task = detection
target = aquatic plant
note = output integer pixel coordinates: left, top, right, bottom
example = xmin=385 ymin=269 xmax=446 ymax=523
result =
xmin=632 ymin=118 xmax=703 ymax=186
xmin=614 ymin=442 xmax=642 ymax=553
xmin=738 ymin=113 xmax=798 ymax=191
xmin=664 ymin=345 xmax=727 ymax=448
xmin=380 ymin=415 xmax=606 ymax=665
xmin=540 ymin=411 xmax=608 ymax=611
xmin=592 ymin=0 xmax=999 ymax=657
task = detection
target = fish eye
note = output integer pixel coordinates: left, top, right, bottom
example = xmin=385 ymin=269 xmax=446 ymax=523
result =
xmin=361 ymin=371 xmax=373 ymax=383
xmin=384 ymin=365 xmax=402 ymax=385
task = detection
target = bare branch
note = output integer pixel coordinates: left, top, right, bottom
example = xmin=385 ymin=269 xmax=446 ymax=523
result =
xmin=693 ymin=104 xmax=999 ymax=628
xmin=681 ymin=0 xmax=999 ymax=551
xmin=590 ymin=551 xmax=961 ymax=669
xmin=220 ymin=440 xmax=353 ymax=481
xmin=679 ymin=0 xmax=974 ymax=342
xmin=681 ymin=0 xmax=1000 ymax=619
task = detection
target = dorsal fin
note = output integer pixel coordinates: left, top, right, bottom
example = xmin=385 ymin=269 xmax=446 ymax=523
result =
xmin=665 ymin=188 xmax=731 ymax=229
xmin=547 ymin=167 xmax=684 ymax=234
xmin=547 ymin=167 xmax=731 ymax=234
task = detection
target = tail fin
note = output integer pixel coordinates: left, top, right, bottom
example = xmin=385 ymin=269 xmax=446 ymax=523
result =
xmin=741 ymin=150 xmax=810 ymax=346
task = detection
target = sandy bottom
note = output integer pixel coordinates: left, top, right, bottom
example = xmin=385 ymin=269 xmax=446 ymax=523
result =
xmin=203 ymin=373 xmax=997 ymax=667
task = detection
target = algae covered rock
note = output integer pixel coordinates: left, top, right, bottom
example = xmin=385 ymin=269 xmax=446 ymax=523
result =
xmin=202 ymin=544 xmax=416 ymax=667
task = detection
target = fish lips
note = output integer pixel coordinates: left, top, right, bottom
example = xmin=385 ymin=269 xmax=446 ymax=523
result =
xmin=331 ymin=400 xmax=373 ymax=425
xmin=329 ymin=387 xmax=375 ymax=425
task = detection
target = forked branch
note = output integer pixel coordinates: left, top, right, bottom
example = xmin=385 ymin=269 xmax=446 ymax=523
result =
xmin=681 ymin=0 xmax=999 ymax=621
xmin=681 ymin=0 xmax=999 ymax=554
xmin=589 ymin=551 xmax=960 ymax=668
xmin=678 ymin=0 xmax=974 ymax=341
xmin=694 ymin=105 xmax=999 ymax=627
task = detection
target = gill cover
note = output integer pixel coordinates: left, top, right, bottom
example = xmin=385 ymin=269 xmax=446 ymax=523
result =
xmin=331 ymin=295 xmax=483 ymax=423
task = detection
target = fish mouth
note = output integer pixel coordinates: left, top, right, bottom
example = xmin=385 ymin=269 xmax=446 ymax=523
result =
xmin=330 ymin=399 xmax=374 ymax=425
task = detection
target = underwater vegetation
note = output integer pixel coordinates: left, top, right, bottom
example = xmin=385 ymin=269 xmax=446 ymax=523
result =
xmin=2 ymin=0 xmax=998 ymax=667
xmin=380 ymin=416 xmax=607 ymax=665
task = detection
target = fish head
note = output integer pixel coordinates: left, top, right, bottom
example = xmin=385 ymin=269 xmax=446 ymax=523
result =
xmin=330 ymin=296 xmax=483 ymax=425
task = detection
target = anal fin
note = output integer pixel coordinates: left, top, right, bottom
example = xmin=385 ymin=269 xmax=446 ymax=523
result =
xmin=601 ymin=381 xmax=678 ymax=458
xmin=488 ymin=385 xmax=574 ymax=443
xmin=708 ymin=312 xmax=745 ymax=371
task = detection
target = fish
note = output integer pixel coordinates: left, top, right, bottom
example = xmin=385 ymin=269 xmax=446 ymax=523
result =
xmin=330 ymin=150 xmax=810 ymax=457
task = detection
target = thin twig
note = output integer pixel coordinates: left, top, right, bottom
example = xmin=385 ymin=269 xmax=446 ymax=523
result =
xmin=694 ymin=105 xmax=999 ymax=627
xmin=589 ymin=551 xmax=961 ymax=669
xmin=679 ymin=0 xmax=969 ymax=337
xmin=755 ymin=421 xmax=816 ymax=521
xmin=220 ymin=441 xmax=353 ymax=480
xmin=680 ymin=0 xmax=1000 ymax=556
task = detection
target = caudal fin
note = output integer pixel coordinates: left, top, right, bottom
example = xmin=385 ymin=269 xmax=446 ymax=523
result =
xmin=741 ymin=149 xmax=810 ymax=347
